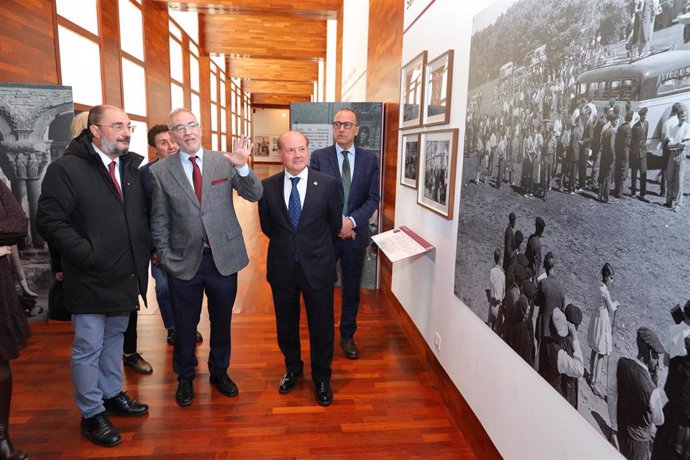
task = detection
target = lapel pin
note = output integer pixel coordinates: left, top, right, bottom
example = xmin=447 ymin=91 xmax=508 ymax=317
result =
xmin=313 ymin=181 xmax=318 ymax=186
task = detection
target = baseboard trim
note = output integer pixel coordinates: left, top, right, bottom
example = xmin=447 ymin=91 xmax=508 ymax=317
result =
xmin=384 ymin=288 xmax=502 ymax=459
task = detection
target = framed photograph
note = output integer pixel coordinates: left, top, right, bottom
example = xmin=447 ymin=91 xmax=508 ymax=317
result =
xmin=417 ymin=128 xmax=458 ymax=219
xmin=399 ymin=51 xmax=427 ymax=130
xmin=400 ymin=133 xmax=420 ymax=189
xmin=423 ymin=49 xmax=454 ymax=127
xmin=252 ymin=134 xmax=280 ymax=162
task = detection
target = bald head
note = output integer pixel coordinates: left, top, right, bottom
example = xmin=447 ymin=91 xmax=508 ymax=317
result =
xmin=277 ymin=131 xmax=310 ymax=176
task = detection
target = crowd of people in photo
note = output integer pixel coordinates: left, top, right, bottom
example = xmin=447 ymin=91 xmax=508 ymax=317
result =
xmin=467 ymin=91 xmax=689 ymax=211
xmin=486 ymin=212 xmax=690 ymax=459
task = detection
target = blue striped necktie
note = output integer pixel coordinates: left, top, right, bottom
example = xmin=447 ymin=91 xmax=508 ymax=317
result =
xmin=288 ymin=176 xmax=301 ymax=228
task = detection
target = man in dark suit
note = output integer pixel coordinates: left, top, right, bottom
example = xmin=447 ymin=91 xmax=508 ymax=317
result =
xmin=259 ymin=131 xmax=342 ymax=406
xmin=613 ymin=110 xmax=633 ymax=199
xmin=309 ymin=108 xmax=380 ymax=359
xmin=150 ymin=108 xmax=263 ymax=407
xmin=502 ymin=212 xmax=516 ymax=283
xmin=534 ymin=252 xmax=565 ymax=350
xmin=630 ymin=108 xmax=649 ymax=200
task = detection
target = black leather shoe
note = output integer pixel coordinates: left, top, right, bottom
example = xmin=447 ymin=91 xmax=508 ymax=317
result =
xmin=209 ymin=374 xmax=238 ymax=397
xmin=103 ymin=391 xmax=149 ymax=416
xmin=0 ymin=424 xmax=28 ymax=460
xmin=195 ymin=330 xmax=203 ymax=344
xmin=340 ymin=338 xmax=359 ymax=359
xmin=176 ymin=379 xmax=194 ymax=407
xmin=278 ymin=370 xmax=303 ymax=394
xmin=315 ymin=381 xmax=333 ymax=406
xmin=166 ymin=329 xmax=176 ymax=345
xmin=80 ymin=412 xmax=121 ymax=447
xmin=123 ymin=352 xmax=153 ymax=374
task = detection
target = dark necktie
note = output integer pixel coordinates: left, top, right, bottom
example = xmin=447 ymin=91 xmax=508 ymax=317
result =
xmin=189 ymin=155 xmax=202 ymax=203
xmin=288 ymin=176 xmax=301 ymax=228
xmin=108 ymin=161 xmax=122 ymax=197
xmin=341 ymin=150 xmax=350 ymax=215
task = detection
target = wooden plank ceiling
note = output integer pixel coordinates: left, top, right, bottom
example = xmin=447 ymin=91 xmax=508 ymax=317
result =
xmin=155 ymin=0 xmax=341 ymax=106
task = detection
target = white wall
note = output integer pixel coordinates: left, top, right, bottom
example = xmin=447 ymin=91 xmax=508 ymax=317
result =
xmin=252 ymin=108 xmax=289 ymax=135
xmin=393 ymin=1 xmax=621 ymax=458
xmin=340 ymin=0 xmax=369 ymax=101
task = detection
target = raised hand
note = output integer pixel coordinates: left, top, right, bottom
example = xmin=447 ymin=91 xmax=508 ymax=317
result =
xmin=223 ymin=135 xmax=253 ymax=167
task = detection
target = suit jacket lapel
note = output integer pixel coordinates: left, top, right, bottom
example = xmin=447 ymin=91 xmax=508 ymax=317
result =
xmin=201 ymin=149 xmax=217 ymax=207
xmin=170 ymin=153 xmax=200 ymax=208
xmin=350 ymin=149 xmax=366 ymax=190
xmin=328 ymin=146 xmax=343 ymax=186
xmin=273 ymin=174 xmax=291 ymax=226
xmin=299 ymin=171 xmax=319 ymax=230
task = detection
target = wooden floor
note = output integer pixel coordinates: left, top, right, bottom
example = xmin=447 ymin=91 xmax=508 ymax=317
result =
xmin=10 ymin=164 xmax=477 ymax=459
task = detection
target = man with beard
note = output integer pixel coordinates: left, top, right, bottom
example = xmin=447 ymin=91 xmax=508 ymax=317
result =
xmin=140 ymin=125 xmax=203 ymax=346
xmin=608 ymin=327 xmax=665 ymax=460
xmin=150 ymin=109 xmax=263 ymax=407
xmin=37 ymin=105 xmax=151 ymax=446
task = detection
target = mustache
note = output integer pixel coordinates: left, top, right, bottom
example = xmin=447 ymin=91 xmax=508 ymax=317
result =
xmin=117 ymin=136 xmax=131 ymax=143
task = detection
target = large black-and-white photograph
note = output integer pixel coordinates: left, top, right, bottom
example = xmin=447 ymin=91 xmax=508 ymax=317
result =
xmin=0 ymin=83 xmax=74 ymax=321
xmin=418 ymin=128 xmax=457 ymax=218
xmin=454 ymin=0 xmax=690 ymax=456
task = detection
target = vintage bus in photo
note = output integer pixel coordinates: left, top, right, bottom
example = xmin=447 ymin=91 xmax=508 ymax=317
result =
xmin=575 ymin=49 xmax=690 ymax=169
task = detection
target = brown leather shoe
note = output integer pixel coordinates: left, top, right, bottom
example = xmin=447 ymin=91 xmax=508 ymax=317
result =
xmin=340 ymin=338 xmax=359 ymax=360
xmin=123 ymin=353 xmax=153 ymax=374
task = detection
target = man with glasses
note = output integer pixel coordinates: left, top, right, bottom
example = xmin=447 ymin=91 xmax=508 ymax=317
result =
xmin=150 ymin=109 xmax=262 ymax=407
xmin=258 ymin=131 xmax=342 ymax=406
xmin=37 ymin=105 xmax=151 ymax=447
xmin=310 ymin=108 xmax=380 ymax=360
xmin=140 ymin=125 xmax=203 ymax=347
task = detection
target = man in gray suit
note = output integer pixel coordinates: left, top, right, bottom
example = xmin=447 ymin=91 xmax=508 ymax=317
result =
xmin=150 ymin=108 xmax=263 ymax=407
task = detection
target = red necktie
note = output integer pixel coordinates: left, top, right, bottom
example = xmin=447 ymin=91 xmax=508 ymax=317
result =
xmin=108 ymin=161 xmax=122 ymax=196
xmin=189 ymin=155 xmax=202 ymax=203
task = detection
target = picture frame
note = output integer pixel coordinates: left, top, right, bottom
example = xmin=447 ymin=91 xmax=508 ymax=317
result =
xmin=423 ymin=49 xmax=454 ymax=127
xmin=417 ymin=128 xmax=458 ymax=219
xmin=400 ymin=132 xmax=420 ymax=189
xmin=399 ymin=51 xmax=427 ymax=130
xmin=252 ymin=134 xmax=280 ymax=162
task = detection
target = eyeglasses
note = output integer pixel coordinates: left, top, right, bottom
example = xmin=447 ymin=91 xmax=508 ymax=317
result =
xmin=172 ymin=121 xmax=200 ymax=133
xmin=285 ymin=146 xmax=308 ymax=154
xmin=98 ymin=123 xmax=135 ymax=133
xmin=332 ymin=121 xmax=357 ymax=130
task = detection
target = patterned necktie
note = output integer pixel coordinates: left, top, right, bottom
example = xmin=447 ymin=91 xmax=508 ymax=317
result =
xmin=108 ymin=161 xmax=122 ymax=196
xmin=189 ymin=155 xmax=202 ymax=203
xmin=288 ymin=176 xmax=301 ymax=228
xmin=341 ymin=150 xmax=350 ymax=215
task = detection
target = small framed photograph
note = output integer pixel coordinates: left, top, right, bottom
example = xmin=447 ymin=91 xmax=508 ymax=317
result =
xmin=417 ymin=128 xmax=458 ymax=219
xmin=399 ymin=51 xmax=427 ymax=130
xmin=252 ymin=134 xmax=280 ymax=162
xmin=400 ymin=133 xmax=420 ymax=189
xmin=423 ymin=49 xmax=454 ymax=127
